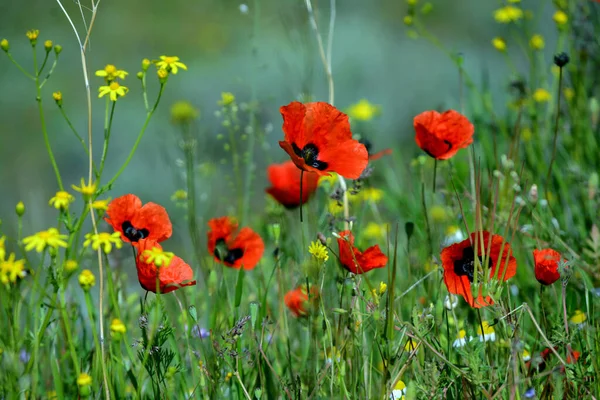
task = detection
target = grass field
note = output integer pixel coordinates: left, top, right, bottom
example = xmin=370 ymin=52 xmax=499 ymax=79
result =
xmin=1 ymin=1 xmax=599 ymax=399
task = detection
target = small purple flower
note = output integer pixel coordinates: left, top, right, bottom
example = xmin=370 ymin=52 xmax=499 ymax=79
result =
xmin=192 ymin=325 xmax=210 ymax=339
xmin=524 ymin=387 xmax=536 ymax=399
xmin=19 ymin=349 xmax=30 ymax=363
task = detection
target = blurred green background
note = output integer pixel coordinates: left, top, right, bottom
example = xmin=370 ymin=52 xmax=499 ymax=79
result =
xmin=0 ymin=0 xmax=558 ymax=244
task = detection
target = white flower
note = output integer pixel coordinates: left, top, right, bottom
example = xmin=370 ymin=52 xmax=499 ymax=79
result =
xmin=452 ymin=329 xmax=469 ymax=348
xmin=444 ymin=294 xmax=458 ymax=310
xmin=443 ymin=226 xmax=465 ymax=246
xmin=477 ymin=321 xmax=496 ymax=342
xmin=390 ymin=380 xmax=406 ymax=400
xmin=522 ymin=349 xmax=531 ymax=362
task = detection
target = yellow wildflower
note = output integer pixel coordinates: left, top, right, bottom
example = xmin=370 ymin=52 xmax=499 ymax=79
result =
xmin=492 ymin=37 xmax=506 ymax=52
xmin=553 ymin=10 xmax=568 ymax=26
xmin=494 ymin=6 xmax=523 ymax=23
xmin=360 ymin=187 xmax=384 ymax=203
xmin=48 ymin=191 xmax=74 ymax=210
xmin=91 ymin=198 xmax=111 ymax=211
xmin=171 ymin=190 xmax=188 ymax=202
xmin=0 ymin=253 xmax=27 ymax=285
xmin=84 ymin=232 xmax=123 ymax=254
xmin=0 ymin=236 xmax=5 ymax=261
xmin=171 ymin=101 xmax=199 ymax=123
xmin=346 ymin=99 xmax=381 ymax=121
xmin=78 ymin=270 xmax=96 ymax=291
xmin=77 ymin=373 xmax=92 ymax=386
xmin=141 ymin=246 xmax=174 ymax=267
xmin=533 ymin=88 xmax=551 ymax=103
xmin=404 ymin=338 xmax=418 ymax=352
xmin=23 ymin=228 xmax=68 ymax=253
xmin=379 ymin=282 xmax=387 ymax=294
xmin=71 ymin=178 xmax=97 ymax=198
xmin=522 ymin=349 xmax=531 ymax=362
xmin=64 ymin=259 xmax=78 ymax=273
xmin=26 ymin=29 xmax=40 ymax=43
xmin=98 ymin=81 xmax=129 ymax=101
xmin=570 ymin=310 xmax=587 ymax=325
xmin=529 ymin=34 xmax=545 ymax=50
xmin=364 ymin=222 xmax=387 ymax=240
xmin=218 ymin=92 xmax=236 ymax=106
xmin=52 ymin=91 xmax=63 ymax=106
xmin=95 ymin=64 xmax=128 ymax=81
xmin=156 ymin=56 xmax=187 ymax=74
xmin=225 ymin=372 xmax=233 ymax=382
xmin=308 ymin=240 xmax=329 ymax=262
xmin=110 ymin=318 xmax=127 ymax=336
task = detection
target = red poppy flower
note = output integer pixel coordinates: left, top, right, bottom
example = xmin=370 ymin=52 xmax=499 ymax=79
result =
xmin=413 ymin=110 xmax=474 ymax=160
xmin=533 ymin=248 xmax=562 ymax=285
xmin=360 ymin=138 xmax=392 ymax=161
xmin=266 ymin=161 xmax=319 ymax=208
xmin=105 ymin=194 xmax=172 ymax=244
xmin=566 ymin=349 xmax=580 ymax=364
xmin=278 ymin=101 xmax=369 ymax=179
xmin=440 ymin=231 xmax=517 ymax=308
xmin=337 ymin=230 xmax=388 ymax=274
xmin=135 ymin=239 xmax=196 ymax=294
xmin=207 ymin=217 xmax=264 ymax=270
xmin=284 ymin=285 xmax=319 ymax=317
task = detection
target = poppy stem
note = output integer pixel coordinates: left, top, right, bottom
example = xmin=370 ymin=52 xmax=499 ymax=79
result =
xmin=299 ymin=170 xmax=304 ymax=222
xmin=432 ymin=159 xmax=437 ymax=193
xmin=545 ymin=64 xmax=564 ymax=201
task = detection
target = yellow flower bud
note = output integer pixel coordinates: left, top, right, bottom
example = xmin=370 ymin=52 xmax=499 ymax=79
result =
xmin=54 ymin=45 xmax=62 ymax=55
xmin=529 ymin=34 xmax=544 ymax=50
xmin=52 ymin=91 xmax=63 ymax=106
xmin=15 ymin=201 xmax=25 ymax=217
xmin=44 ymin=40 xmax=53 ymax=51
xmin=157 ymin=68 xmax=169 ymax=83
xmin=1 ymin=39 xmax=9 ymax=52
xmin=492 ymin=37 xmax=506 ymax=52
xmin=553 ymin=10 xmax=568 ymax=26
xmin=77 ymin=373 xmax=92 ymax=397
xmin=26 ymin=29 xmax=40 ymax=45
xmin=79 ymin=269 xmax=96 ymax=291
xmin=403 ymin=15 xmax=413 ymax=26
xmin=218 ymin=92 xmax=235 ymax=106
xmin=141 ymin=58 xmax=151 ymax=71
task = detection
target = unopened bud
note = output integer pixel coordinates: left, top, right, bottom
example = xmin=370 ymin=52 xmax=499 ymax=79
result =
xmin=0 ymin=39 xmax=9 ymax=52
xmin=553 ymin=52 xmax=570 ymax=68
xmin=15 ymin=201 xmax=25 ymax=216
xmin=52 ymin=91 xmax=63 ymax=106
xmin=141 ymin=58 xmax=151 ymax=71
xmin=157 ymin=68 xmax=168 ymax=83
xmin=136 ymin=71 xmax=144 ymax=79
xmin=53 ymin=45 xmax=62 ymax=55
xmin=44 ymin=40 xmax=53 ymax=52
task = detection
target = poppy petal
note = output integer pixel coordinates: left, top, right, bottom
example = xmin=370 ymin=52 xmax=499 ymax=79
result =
xmin=318 ymin=140 xmax=369 ymax=179
xmin=278 ymin=141 xmax=329 ymax=175
xmin=337 ymin=230 xmax=388 ymax=274
xmin=105 ymin=194 xmax=142 ymax=241
xmin=207 ymin=216 xmax=238 ymax=255
xmin=131 ymin=202 xmax=173 ymax=243
xmin=266 ymin=161 xmax=319 ymax=208
xmin=414 ymin=110 xmax=474 ymax=160
xmin=230 ymin=227 xmax=265 ymax=270
xmin=533 ymin=248 xmax=561 ymax=285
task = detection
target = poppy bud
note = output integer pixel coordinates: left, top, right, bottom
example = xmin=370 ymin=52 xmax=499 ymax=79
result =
xmin=405 ymin=222 xmax=414 ymax=240
xmin=15 ymin=201 xmax=25 ymax=217
xmin=553 ymin=52 xmax=569 ymax=68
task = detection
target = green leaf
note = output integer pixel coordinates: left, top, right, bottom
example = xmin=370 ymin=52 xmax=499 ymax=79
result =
xmin=234 ymin=266 xmax=246 ymax=308
xmin=188 ymin=305 xmax=197 ymax=322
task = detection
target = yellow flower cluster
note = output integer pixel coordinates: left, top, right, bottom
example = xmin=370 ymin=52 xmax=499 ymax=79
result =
xmin=96 ymin=63 xmax=129 ymax=102
xmin=494 ymin=6 xmax=523 ymax=23
xmin=0 ymin=252 xmax=27 ymax=286
xmin=141 ymin=246 xmax=174 ymax=267
xmin=84 ymin=232 xmax=123 ymax=254
xmin=79 ymin=270 xmax=96 ymax=291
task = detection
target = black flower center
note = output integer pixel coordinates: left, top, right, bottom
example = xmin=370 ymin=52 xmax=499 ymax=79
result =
xmin=359 ymin=138 xmax=372 ymax=154
xmin=292 ymin=143 xmax=328 ymax=171
xmin=215 ymin=239 xmax=244 ymax=265
xmin=454 ymin=247 xmax=476 ymax=282
xmin=122 ymin=221 xmax=149 ymax=242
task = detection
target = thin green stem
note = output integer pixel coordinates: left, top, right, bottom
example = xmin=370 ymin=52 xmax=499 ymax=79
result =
xmin=97 ymin=100 xmax=117 ymax=179
xmin=59 ymin=292 xmax=82 ymax=376
xmin=6 ymin=52 xmax=35 ymax=80
xmin=58 ymin=105 xmax=91 ymax=157
xmin=102 ymin=83 xmax=166 ymax=191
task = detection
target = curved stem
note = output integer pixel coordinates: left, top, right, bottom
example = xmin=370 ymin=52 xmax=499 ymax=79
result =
xmin=102 ymin=83 xmax=166 ymax=191
xmin=6 ymin=53 xmax=35 ymax=80
xmin=58 ymin=105 xmax=90 ymax=157
xmin=97 ymin=100 xmax=117 ymax=179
